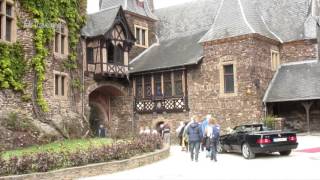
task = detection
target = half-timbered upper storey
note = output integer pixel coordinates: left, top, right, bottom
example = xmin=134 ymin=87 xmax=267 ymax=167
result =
xmin=82 ymin=6 xmax=135 ymax=78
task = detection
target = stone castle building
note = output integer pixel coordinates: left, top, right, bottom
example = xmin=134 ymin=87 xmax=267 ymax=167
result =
xmin=81 ymin=0 xmax=320 ymax=135
xmin=0 ymin=0 xmax=319 ymax=142
xmin=0 ymin=0 xmax=86 ymax=142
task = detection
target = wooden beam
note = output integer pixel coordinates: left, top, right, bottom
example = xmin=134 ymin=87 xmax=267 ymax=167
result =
xmin=302 ymin=101 xmax=314 ymax=134
xmin=142 ymin=76 xmax=145 ymax=98
xmin=161 ymin=73 xmax=164 ymax=96
xmin=182 ymin=70 xmax=186 ymax=97
xmin=171 ymin=71 xmax=175 ymax=96
xmin=133 ymin=78 xmax=136 ymax=97
xmin=151 ymin=74 xmax=154 ymax=96
xmin=100 ymin=40 xmax=103 ymax=74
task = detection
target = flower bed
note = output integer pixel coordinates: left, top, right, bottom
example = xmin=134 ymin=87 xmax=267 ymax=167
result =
xmin=0 ymin=135 xmax=163 ymax=176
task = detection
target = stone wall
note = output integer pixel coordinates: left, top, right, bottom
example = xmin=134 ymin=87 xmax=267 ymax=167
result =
xmin=0 ymin=2 xmax=83 ymax=139
xmin=187 ymin=35 xmax=279 ymax=130
xmin=124 ymin=12 xmax=156 ymax=61
xmin=280 ymin=39 xmax=317 ymax=63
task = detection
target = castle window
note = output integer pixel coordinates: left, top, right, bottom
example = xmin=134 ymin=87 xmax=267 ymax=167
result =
xmin=86 ymin=47 xmax=94 ymax=64
xmin=224 ymin=65 xmax=235 ymax=93
xmin=134 ymin=25 xmax=148 ymax=48
xmin=54 ymin=20 xmax=68 ymax=56
xmin=107 ymin=42 xmax=114 ymax=63
xmin=271 ymin=50 xmax=280 ymax=71
xmin=135 ymin=77 xmax=143 ymax=98
xmin=136 ymin=0 xmax=144 ymax=8
xmin=174 ymin=71 xmax=183 ymax=96
xmin=312 ymin=0 xmax=320 ymax=16
xmin=164 ymin=73 xmax=172 ymax=97
xmin=114 ymin=44 xmax=124 ymax=65
xmin=154 ymin=74 xmax=162 ymax=97
xmin=54 ymin=71 xmax=68 ymax=97
xmin=144 ymin=76 xmax=152 ymax=98
xmin=0 ymin=0 xmax=15 ymax=42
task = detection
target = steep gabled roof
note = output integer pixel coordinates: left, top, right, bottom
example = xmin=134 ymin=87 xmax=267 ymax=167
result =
xmin=99 ymin=0 xmax=157 ymax=20
xmin=263 ymin=60 xmax=320 ymax=103
xmin=81 ymin=6 xmax=120 ymax=37
xmin=199 ymin=0 xmax=281 ymax=43
xmin=82 ymin=6 xmax=135 ymax=42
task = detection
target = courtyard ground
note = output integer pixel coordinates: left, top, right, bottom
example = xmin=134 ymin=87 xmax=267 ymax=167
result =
xmin=80 ymin=135 xmax=320 ymax=180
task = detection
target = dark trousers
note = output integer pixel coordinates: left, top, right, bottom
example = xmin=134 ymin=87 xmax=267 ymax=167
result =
xmin=210 ymin=140 xmax=218 ymax=161
xmin=189 ymin=141 xmax=200 ymax=161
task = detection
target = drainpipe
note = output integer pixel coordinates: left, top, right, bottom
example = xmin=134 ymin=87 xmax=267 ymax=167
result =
xmin=81 ymin=37 xmax=87 ymax=130
xmin=317 ymin=16 xmax=320 ymax=61
xmin=263 ymin=102 xmax=267 ymax=118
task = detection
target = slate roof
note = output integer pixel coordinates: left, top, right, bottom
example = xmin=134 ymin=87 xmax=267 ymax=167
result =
xmin=199 ymin=0 xmax=280 ymax=43
xmin=129 ymin=0 xmax=316 ymax=73
xmin=82 ymin=6 xmax=120 ymax=37
xmin=99 ymin=0 xmax=157 ymax=20
xmin=130 ymin=30 xmax=206 ymax=73
xmin=130 ymin=0 xmax=221 ymax=73
xmin=263 ymin=60 xmax=320 ymax=103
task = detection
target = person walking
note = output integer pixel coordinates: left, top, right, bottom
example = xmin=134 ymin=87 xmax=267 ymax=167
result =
xmin=187 ymin=116 xmax=202 ymax=162
xmin=176 ymin=121 xmax=185 ymax=147
xmin=205 ymin=122 xmax=213 ymax=158
xmin=183 ymin=118 xmax=194 ymax=152
xmin=209 ymin=118 xmax=221 ymax=162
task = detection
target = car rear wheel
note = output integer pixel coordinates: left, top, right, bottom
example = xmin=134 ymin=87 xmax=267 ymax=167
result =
xmin=242 ymin=143 xmax=255 ymax=159
xmin=279 ymin=150 xmax=292 ymax=156
xmin=217 ymin=141 xmax=225 ymax=153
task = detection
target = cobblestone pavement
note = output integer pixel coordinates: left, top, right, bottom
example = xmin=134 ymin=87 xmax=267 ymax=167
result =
xmin=80 ymin=135 xmax=320 ymax=180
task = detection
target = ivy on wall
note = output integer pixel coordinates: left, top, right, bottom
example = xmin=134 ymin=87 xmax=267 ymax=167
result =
xmin=0 ymin=43 xmax=26 ymax=91
xmin=20 ymin=0 xmax=86 ymax=112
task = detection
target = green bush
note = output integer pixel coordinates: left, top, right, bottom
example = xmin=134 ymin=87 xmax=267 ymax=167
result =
xmin=263 ymin=115 xmax=276 ymax=130
xmin=0 ymin=135 xmax=163 ymax=176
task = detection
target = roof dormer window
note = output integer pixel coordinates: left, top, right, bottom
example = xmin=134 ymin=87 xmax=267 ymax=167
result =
xmin=136 ymin=0 xmax=144 ymax=8
xmin=312 ymin=0 xmax=320 ymax=16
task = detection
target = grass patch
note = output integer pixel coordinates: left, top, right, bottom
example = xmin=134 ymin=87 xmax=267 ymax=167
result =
xmin=1 ymin=138 xmax=112 ymax=160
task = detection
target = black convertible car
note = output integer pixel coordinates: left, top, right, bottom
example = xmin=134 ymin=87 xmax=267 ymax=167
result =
xmin=218 ymin=124 xmax=298 ymax=159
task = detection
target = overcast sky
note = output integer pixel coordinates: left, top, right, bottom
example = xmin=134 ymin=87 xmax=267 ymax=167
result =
xmin=87 ymin=0 xmax=194 ymax=14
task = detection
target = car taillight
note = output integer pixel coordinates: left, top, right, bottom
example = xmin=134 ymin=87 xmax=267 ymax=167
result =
xmin=288 ymin=136 xmax=297 ymax=142
xmin=257 ymin=138 xmax=272 ymax=144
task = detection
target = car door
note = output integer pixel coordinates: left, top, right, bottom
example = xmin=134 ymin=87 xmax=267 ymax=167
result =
xmin=228 ymin=127 xmax=242 ymax=151
xmin=229 ymin=126 xmax=246 ymax=152
xmin=233 ymin=131 xmax=246 ymax=152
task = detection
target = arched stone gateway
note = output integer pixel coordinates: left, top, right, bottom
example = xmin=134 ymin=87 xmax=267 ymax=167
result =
xmin=87 ymin=83 xmax=133 ymax=137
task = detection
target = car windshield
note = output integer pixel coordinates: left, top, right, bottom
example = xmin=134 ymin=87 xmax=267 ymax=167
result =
xmin=235 ymin=125 xmax=263 ymax=132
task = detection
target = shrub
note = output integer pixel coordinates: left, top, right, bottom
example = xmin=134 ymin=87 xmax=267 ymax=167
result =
xmin=263 ymin=115 xmax=276 ymax=130
xmin=0 ymin=135 xmax=163 ymax=176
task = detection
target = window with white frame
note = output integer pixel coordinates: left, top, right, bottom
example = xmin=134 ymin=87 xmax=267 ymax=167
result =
xmin=271 ymin=50 xmax=280 ymax=71
xmin=54 ymin=21 xmax=68 ymax=55
xmin=54 ymin=72 xmax=68 ymax=97
xmin=223 ymin=64 xmax=235 ymax=93
xmin=0 ymin=0 xmax=14 ymax=42
xmin=134 ymin=25 xmax=148 ymax=48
